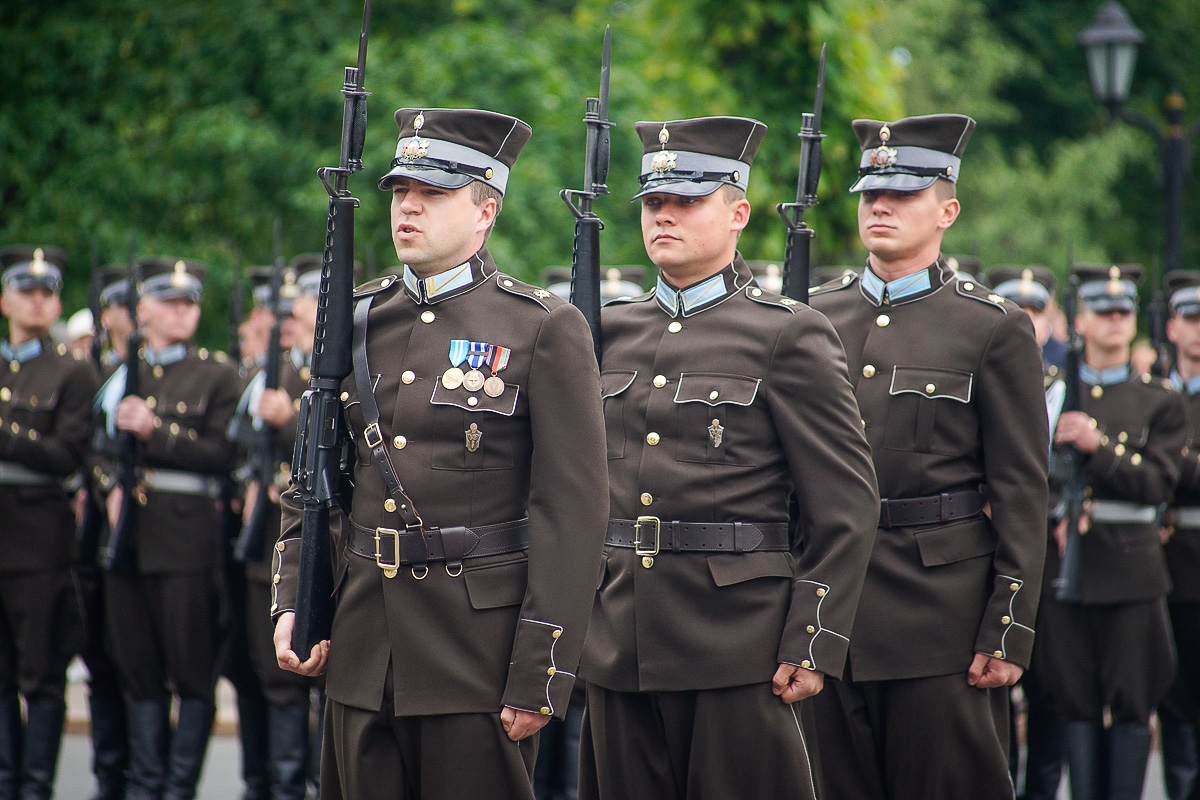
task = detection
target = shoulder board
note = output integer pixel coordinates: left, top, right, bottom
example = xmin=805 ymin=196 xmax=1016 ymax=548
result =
xmin=954 ymin=280 xmax=1011 ymax=314
xmin=809 ymin=273 xmax=858 ymax=297
xmin=353 ymin=274 xmax=400 ymax=299
xmin=495 ymin=274 xmax=562 ymax=312
xmin=1137 ymin=372 xmax=1176 ymax=391
xmin=603 ymin=289 xmax=655 ymax=307
xmin=744 ymin=285 xmax=800 ymax=313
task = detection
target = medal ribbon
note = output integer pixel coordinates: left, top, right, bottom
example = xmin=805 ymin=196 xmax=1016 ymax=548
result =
xmin=466 ymin=342 xmax=491 ymax=369
xmin=486 ymin=345 xmax=511 ymax=375
xmin=448 ymin=340 xmax=470 ymax=367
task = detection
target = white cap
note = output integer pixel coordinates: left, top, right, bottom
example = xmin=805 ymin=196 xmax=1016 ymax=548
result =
xmin=66 ymin=308 xmax=94 ymax=342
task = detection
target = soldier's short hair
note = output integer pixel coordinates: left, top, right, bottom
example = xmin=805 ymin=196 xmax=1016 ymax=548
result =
xmin=471 ymin=181 xmax=504 ymax=241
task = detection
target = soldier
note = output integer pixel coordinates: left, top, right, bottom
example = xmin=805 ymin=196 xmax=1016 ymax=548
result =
xmin=229 ymin=257 xmax=322 ymax=800
xmin=1159 ymin=271 xmax=1200 ymax=800
xmin=989 ymin=265 xmax=1066 ymax=800
xmin=97 ymin=268 xmax=133 ymax=371
xmin=576 ymin=116 xmax=879 ymax=800
xmin=95 ymin=258 xmax=242 ymax=800
xmin=1044 ymin=264 xmax=1185 ymax=800
xmin=272 ymin=107 xmax=609 ymax=800
xmin=807 ymin=114 xmax=1050 ymax=799
xmin=0 ymin=247 xmax=98 ymax=800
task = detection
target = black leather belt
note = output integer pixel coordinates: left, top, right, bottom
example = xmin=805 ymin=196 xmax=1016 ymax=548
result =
xmin=348 ymin=516 xmax=530 ymax=577
xmin=605 ymin=518 xmax=789 ymax=555
xmin=878 ymin=490 xmax=986 ymax=529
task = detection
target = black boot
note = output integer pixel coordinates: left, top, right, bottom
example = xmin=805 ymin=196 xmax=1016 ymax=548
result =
xmin=1063 ymin=721 xmax=1106 ymax=800
xmin=19 ymin=700 xmax=65 ymax=800
xmin=1162 ymin=721 xmax=1199 ymax=800
xmin=1109 ymin=723 xmax=1152 ymax=800
xmin=125 ymin=700 xmax=170 ymax=800
xmin=236 ymin=689 xmax=269 ymax=800
xmin=163 ymin=699 xmax=214 ymax=800
xmin=1022 ymin=709 xmax=1065 ymax=800
xmin=87 ymin=691 xmax=128 ymax=800
xmin=0 ymin=697 xmax=22 ymax=800
xmin=268 ymin=706 xmax=309 ymax=800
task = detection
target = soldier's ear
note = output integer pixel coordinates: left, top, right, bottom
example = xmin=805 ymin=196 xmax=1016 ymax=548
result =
xmin=936 ymin=197 xmax=960 ymax=230
xmin=730 ymin=198 xmax=751 ymax=233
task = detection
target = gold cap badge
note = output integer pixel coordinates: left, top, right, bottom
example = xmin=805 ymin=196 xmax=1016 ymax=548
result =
xmin=171 ymin=260 xmax=190 ymax=289
xmin=1106 ymin=266 xmax=1123 ymax=296
xmin=400 ymin=111 xmax=430 ymax=159
xmin=1019 ymin=269 xmax=1035 ymax=297
xmin=30 ymin=248 xmax=47 ymax=276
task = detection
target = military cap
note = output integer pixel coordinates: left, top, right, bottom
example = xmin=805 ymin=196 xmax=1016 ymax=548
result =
xmin=378 ymin=108 xmax=532 ymax=196
xmin=946 ymin=254 xmax=984 ymax=281
xmin=67 ymin=308 xmax=94 ymax=341
xmin=289 ymin=254 xmax=325 ymax=298
xmin=849 ymin=114 xmax=976 ymax=194
xmin=139 ymin=258 xmax=206 ymax=303
xmin=1074 ymin=264 xmax=1142 ymax=313
xmin=543 ymin=265 xmax=648 ymax=302
xmin=1166 ymin=270 xmax=1200 ymax=316
xmin=0 ymin=246 xmax=64 ymax=293
xmin=633 ymin=116 xmax=767 ymax=200
xmin=98 ymin=267 xmax=131 ymax=308
xmin=249 ymin=266 xmax=303 ymax=315
xmin=745 ymin=261 xmax=784 ymax=293
xmin=988 ymin=266 xmax=1056 ymax=311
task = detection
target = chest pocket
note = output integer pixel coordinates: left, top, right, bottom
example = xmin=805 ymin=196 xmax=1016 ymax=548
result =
xmin=674 ymin=373 xmax=760 ymax=466
xmin=429 ymin=383 xmax=517 ymax=471
xmin=6 ymin=389 xmax=60 ymax=432
xmin=600 ymin=370 xmax=637 ymax=460
xmin=155 ymin=395 xmax=209 ymax=440
xmin=884 ymin=366 xmax=973 ymax=455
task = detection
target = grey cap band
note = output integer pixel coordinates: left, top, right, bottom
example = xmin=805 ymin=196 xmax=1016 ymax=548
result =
xmin=1171 ymin=286 xmax=1200 ymax=315
xmin=993 ymin=278 xmax=1050 ymax=309
xmin=634 ymin=150 xmax=750 ymax=199
xmin=1079 ymin=279 xmax=1137 ymax=312
xmin=850 ymin=145 xmax=962 ymax=194
xmin=379 ymin=137 xmax=511 ymax=194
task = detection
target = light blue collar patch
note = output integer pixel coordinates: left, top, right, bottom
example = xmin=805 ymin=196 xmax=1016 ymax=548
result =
xmin=655 ymin=272 xmax=730 ymax=317
xmin=1080 ymin=363 xmax=1129 ymax=387
xmin=860 ymin=266 xmax=934 ymax=306
xmin=1170 ymin=370 xmax=1200 ymax=396
xmin=0 ymin=339 xmax=43 ymax=364
xmin=144 ymin=343 xmax=188 ymax=367
xmin=403 ymin=262 xmax=475 ymax=303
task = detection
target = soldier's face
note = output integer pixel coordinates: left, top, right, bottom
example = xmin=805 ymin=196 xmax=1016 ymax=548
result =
xmin=389 ymin=178 xmax=497 ymax=277
xmin=0 ymin=287 xmax=61 ymax=334
xmin=1168 ymin=314 xmax=1200 ymax=365
xmin=291 ymin=296 xmax=318 ymax=353
xmin=857 ymin=187 xmax=959 ymax=262
xmin=1076 ymin=308 xmax=1136 ymax=350
xmin=640 ymin=190 xmax=749 ymax=285
xmin=101 ymin=304 xmax=132 ymax=339
xmin=1020 ymin=306 xmax=1053 ymax=347
xmin=139 ymin=297 xmax=200 ymax=346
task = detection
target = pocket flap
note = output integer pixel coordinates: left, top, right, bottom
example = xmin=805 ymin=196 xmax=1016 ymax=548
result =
xmin=601 ymin=370 xmax=637 ymax=400
xmin=675 ymin=374 xmax=761 ymax=407
xmin=10 ymin=390 xmax=60 ymax=412
xmin=914 ymin=517 xmax=995 ymax=566
xmin=463 ymin=557 xmax=528 ymax=609
xmin=889 ymin=366 xmax=973 ymax=403
xmin=707 ymin=551 xmax=792 ymax=586
xmin=430 ymin=383 xmax=519 ymax=416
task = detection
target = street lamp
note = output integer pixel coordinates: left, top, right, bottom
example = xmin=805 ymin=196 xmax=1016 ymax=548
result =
xmin=1079 ymin=1 xmax=1200 ymax=274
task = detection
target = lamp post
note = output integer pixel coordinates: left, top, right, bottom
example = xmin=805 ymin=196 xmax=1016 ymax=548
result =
xmin=1079 ymin=1 xmax=1200 ymax=274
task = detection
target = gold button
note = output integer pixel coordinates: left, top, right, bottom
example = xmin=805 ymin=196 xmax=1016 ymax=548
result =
xmin=169 ymin=422 xmax=180 ymax=434
xmin=402 ymin=371 xmax=415 ymax=384
xmin=815 ymin=588 xmax=826 ymax=597
xmin=801 ymin=660 xmax=812 ymax=669
xmin=420 ymin=311 xmax=435 ymax=323
xmin=27 ymin=430 xmax=37 ymax=441
xmin=640 ymin=492 xmax=653 ymax=506
xmin=642 ymin=556 xmax=654 ymax=568
xmin=1088 ymin=418 xmax=1098 ymax=429
xmin=0 ymin=388 xmax=9 ymax=402
xmin=925 ymin=383 xmax=935 ymax=394
xmin=547 ymin=667 xmax=556 ymax=676
xmin=1131 ymin=453 xmax=1142 ymax=465
xmin=153 ymin=365 xmax=163 ymax=378
xmin=273 ymin=575 xmax=280 ymax=584
xmin=1118 ymin=431 xmax=1128 ymax=443
xmin=876 ymin=314 xmax=890 ymax=327
xmin=1010 ymin=583 xmax=1020 ymax=591
xmin=175 ymin=401 xmax=185 ymax=413
xmin=709 ymin=390 xmax=719 ymax=401
xmin=861 ymin=419 xmax=866 ymax=429
xmin=963 ymin=282 xmax=975 ymax=291
xmin=1114 ymin=443 xmax=1126 ymax=456
xmin=751 ymin=288 xmax=762 ymax=297
xmin=1101 ymin=435 xmax=1110 ymax=446
xmin=393 ymin=436 xmax=407 ymax=449
xmin=552 ymin=630 xmax=561 ymax=639
xmin=146 ymin=396 xmax=157 ymax=409
xmin=993 ymin=650 xmax=1004 ymax=659
xmin=1091 ymin=385 xmax=1103 ymax=398
xmin=467 ymin=396 xmax=479 ymax=407
xmin=862 ymin=365 xmax=876 ymax=378
xmin=646 ymin=432 xmax=660 ymax=446
xmin=340 ymin=391 xmax=349 ymax=401
xmin=653 ymin=375 xmax=667 ymax=388
xmin=540 ymin=707 xmax=551 ymax=716
xmin=277 ymin=542 xmax=285 ymax=552
xmin=381 ymin=277 xmax=393 ymax=288
xmin=668 ymin=321 xmax=682 ymax=333
xmin=1001 ymin=616 xmax=1011 ymax=625
xmin=28 ymin=396 xmax=37 ymax=408
xmin=384 ymin=499 xmax=397 ymax=512
xmin=503 ymin=280 xmax=514 ymax=287
xmin=806 ymin=625 xmax=816 ymax=634
xmin=152 ymin=417 xmax=162 ymax=428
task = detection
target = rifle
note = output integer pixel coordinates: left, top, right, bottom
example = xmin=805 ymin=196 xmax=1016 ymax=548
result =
xmin=1052 ymin=264 xmax=1086 ymax=602
xmin=560 ymin=26 xmax=612 ymax=363
xmin=777 ymin=44 xmax=827 ymax=304
xmin=99 ymin=233 xmax=142 ymax=572
xmin=291 ymin=0 xmax=370 ymax=657
xmin=234 ymin=221 xmax=286 ymax=563
xmin=77 ymin=241 xmax=106 ymax=567
xmin=1149 ymin=254 xmax=1171 ymax=378
xmin=230 ymin=252 xmax=245 ymax=368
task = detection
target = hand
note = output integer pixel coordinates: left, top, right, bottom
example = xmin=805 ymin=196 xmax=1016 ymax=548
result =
xmin=256 ymin=389 xmax=295 ymax=428
xmin=106 ymin=486 xmax=123 ymax=531
xmin=242 ymin=481 xmax=260 ymax=526
xmin=115 ymin=396 xmax=155 ymax=440
xmin=772 ymin=663 xmax=825 ymax=703
xmin=500 ymin=706 xmax=551 ymax=742
xmin=967 ymin=653 xmax=1023 ymax=688
xmin=274 ymin=611 xmax=329 ymax=676
xmin=1054 ymin=411 xmax=1101 ymax=453
xmin=72 ymin=489 xmax=88 ymax=527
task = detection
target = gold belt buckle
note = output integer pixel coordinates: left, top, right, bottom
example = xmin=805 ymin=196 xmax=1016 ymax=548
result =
xmin=634 ymin=516 xmax=661 ymax=557
xmin=374 ymin=527 xmax=400 ymax=579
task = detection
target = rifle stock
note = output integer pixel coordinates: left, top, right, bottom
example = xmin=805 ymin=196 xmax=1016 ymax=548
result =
xmin=291 ymin=1 xmax=370 ymax=657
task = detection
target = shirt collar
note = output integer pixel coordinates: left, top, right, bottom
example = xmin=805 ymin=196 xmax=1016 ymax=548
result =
xmin=1170 ymin=370 xmax=1200 ymax=397
xmin=402 ymin=250 xmax=495 ymax=305
xmin=143 ymin=342 xmax=188 ymax=367
xmin=859 ymin=263 xmax=946 ymax=307
xmin=1080 ymin=362 xmax=1130 ymax=387
xmin=654 ymin=259 xmax=750 ymax=318
xmin=0 ymin=338 xmax=43 ymax=364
